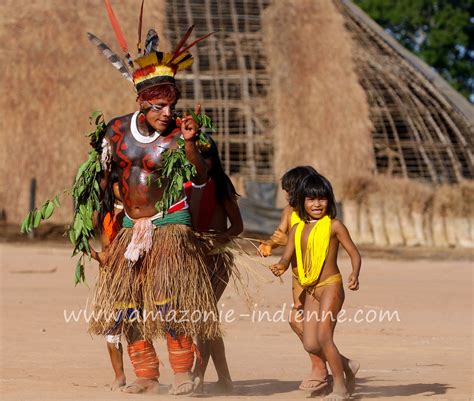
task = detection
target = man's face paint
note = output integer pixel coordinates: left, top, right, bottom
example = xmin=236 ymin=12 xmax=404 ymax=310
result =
xmin=142 ymin=97 xmax=176 ymax=133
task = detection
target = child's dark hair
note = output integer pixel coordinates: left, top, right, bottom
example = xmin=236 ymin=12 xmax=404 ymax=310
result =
xmin=281 ymin=166 xmax=319 ymax=207
xmin=296 ymin=173 xmax=337 ymax=221
xmin=201 ymin=136 xmax=239 ymax=203
xmin=97 ymin=167 xmax=119 ymax=233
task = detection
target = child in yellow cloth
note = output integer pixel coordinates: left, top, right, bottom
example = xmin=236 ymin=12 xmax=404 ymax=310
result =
xmin=259 ymin=166 xmax=332 ymax=393
xmin=271 ymin=173 xmax=361 ymax=401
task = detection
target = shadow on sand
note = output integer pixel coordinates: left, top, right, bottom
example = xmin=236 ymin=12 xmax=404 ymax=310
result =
xmin=353 ymin=377 xmax=453 ymax=399
xmin=194 ymin=378 xmax=300 ymax=397
xmin=193 ymin=377 xmax=453 ymax=398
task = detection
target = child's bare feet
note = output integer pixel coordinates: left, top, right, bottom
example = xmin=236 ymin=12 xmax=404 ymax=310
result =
xmin=109 ymin=375 xmax=126 ymax=391
xmin=168 ymin=372 xmax=200 ymax=395
xmin=324 ymin=391 xmax=350 ymax=401
xmin=344 ymin=359 xmax=360 ymax=395
xmin=122 ymin=377 xmax=159 ymax=393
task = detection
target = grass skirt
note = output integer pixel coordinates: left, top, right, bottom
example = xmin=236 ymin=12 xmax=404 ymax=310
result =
xmin=89 ymin=224 xmax=223 ymax=340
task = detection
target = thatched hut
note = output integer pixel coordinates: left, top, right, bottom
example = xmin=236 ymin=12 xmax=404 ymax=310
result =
xmin=1 ymin=0 xmax=473 ymax=247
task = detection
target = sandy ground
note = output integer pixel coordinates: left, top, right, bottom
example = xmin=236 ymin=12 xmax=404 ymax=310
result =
xmin=0 ymin=241 xmax=472 ymax=401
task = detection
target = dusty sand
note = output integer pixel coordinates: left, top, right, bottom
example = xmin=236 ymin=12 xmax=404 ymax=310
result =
xmin=0 ymin=242 xmax=472 ymax=400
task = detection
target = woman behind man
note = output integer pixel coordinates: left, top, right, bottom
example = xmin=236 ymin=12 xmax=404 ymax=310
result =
xmin=186 ymin=136 xmax=243 ymax=393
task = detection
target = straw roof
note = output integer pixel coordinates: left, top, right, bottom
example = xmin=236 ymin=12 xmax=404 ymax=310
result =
xmin=2 ymin=0 xmax=473 ymax=225
xmin=338 ymin=0 xmax=474 ymax=184
xmin=0 ymin=0 xmax=165 ymax=223
xmin=262 ymin=0 xmax=375 ymax=200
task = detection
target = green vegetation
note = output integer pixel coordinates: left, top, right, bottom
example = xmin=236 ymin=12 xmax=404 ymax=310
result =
xmin=355 ymin=0 xmax=474 ymax=101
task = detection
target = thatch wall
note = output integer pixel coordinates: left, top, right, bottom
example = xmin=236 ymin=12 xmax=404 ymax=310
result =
xmin=262 ymin=0 xmax=374 ymax=207
xmin=0 ymin=0 xmax=166 ymax=224
xmin=341 ymin=176 xmax=474 ymax=248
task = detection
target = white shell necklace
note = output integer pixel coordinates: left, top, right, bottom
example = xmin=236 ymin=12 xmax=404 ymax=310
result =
xmin=130 ymin=111 xmax=161 ymax=143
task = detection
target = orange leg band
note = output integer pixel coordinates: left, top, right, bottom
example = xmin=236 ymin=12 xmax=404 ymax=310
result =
xmin=128 ymin=340 xmax=159 ymax=379
xmin=167 ymin=334 xmax=194 ymax=373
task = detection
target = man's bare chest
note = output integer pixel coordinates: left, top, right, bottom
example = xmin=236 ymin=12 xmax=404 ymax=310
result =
xmin=110 ymin=127 xmax=177 ymax=172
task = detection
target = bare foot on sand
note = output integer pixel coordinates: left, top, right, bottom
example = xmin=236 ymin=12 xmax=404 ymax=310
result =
xmin=344 ymin=359 xmax=360 ymax=395
xmin=121 ymin=378 xmax=159 ymax=394
xmin=324 ymin=391 xmax=350 ymax=401
xmin=109 ymin=375 xmax=126 ymax=391
xmin=168 ymin=372 xmax=200 ymax=395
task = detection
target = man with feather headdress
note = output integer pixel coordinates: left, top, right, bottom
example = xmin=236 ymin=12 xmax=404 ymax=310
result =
xmin=87 ymin=0 xmax=219 ymax=395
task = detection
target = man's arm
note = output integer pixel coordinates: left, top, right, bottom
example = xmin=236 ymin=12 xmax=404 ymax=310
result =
xmin=99 ymin=124 xmax=113 ymax=192
xmin=181 ymin=104 xmax=207 ymax=185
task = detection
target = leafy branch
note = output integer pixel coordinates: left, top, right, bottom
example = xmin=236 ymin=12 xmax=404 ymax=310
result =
xmin=20 ymin=111 xmax=106 ymax=285
xmin=154 ymin=112 xmax=214 ymax=212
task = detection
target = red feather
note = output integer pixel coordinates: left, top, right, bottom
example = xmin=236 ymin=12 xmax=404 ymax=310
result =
xmin=137 ymin=0 xmax=145 ymax=54
xmin=171 ymin=25 xmax=195 ymax=58
xmin=171 ymin=31 xmax=216 ymax=61
xmin=104 ymin=0 xmax=129 ymax=53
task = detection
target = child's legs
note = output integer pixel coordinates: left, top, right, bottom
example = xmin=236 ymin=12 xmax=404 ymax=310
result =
xmin=289 ymin=275 xmax=305 ymax=337
xmin=314 ymin=284 xmax=347 ymax=394
xmin=105 ymin=335 xmax=125 ymax=379
xmin=290 ymin=278 xmax=328 ymax=384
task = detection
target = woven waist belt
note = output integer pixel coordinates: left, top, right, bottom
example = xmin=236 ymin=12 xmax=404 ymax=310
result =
xmin=122 ymin=209 xmax=191 ymax=228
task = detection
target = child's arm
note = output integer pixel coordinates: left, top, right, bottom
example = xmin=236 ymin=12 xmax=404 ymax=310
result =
xmin=334 ymin=220 xmax=361 ymax=290
xmin=270 ymin=225 xmax=297 ymax=277
xmin=258 ymin=205 xmax=292 ymax=256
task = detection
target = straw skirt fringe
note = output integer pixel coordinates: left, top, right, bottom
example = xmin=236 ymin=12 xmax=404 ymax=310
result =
xmin=89 ymin=224 xmax=223 ymax=340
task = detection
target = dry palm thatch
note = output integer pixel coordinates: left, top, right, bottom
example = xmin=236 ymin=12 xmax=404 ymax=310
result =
xmin=460 ymin=181 xmax=474 ymax=242
xmin=0 ymin=0 xmax=166 ymax=224
xmin=262 ymin=0 xmax=374 ymax=201
xmin=454 ymin=181 xmax=474 ymax=247
xmin=402 ymin=180 xmax=433 ymax=246
xmin=377 ymin=176 xmax=405 ymax=245
xmin=341 ymin=175 xmax=375 ymax=243
xmin=432 ymin=185 xmax=456 ymax=247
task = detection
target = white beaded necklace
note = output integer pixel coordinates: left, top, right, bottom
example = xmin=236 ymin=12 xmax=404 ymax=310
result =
xmin=130 ymin=111 xmax=161 ymax=143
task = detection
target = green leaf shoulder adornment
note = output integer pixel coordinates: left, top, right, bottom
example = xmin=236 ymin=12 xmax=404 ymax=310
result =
xmin=154 ymin=112 xmax=214 ymax=213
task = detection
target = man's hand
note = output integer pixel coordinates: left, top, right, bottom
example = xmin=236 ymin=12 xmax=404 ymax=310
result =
xmin=258 ymin=242 xmax=273 ymax=257
xmin=89 ymin=243 xmax=106 ymax=265
xmin=347 ymin=273 xmax=359 ymax=290
xmin=270 ymin=263 xmax=288 ymax=277
xmin=181 ymin=104 xmax=201 ymax=141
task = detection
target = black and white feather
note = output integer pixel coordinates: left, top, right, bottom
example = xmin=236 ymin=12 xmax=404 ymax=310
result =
xmin=87 ymin=32 xmax=133 ymax=82
xmin=144 ymin=29 xmax=159 ymax=55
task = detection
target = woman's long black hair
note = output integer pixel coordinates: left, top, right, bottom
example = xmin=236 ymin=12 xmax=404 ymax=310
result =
xmin=201 ymin=136 xmax=239 ymax=203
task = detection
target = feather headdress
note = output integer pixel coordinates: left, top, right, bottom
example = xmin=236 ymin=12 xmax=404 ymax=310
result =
xmin=87 ymin=0 xmax=215 ymax=93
